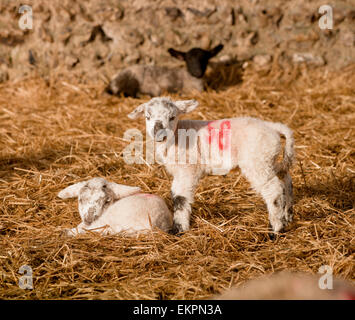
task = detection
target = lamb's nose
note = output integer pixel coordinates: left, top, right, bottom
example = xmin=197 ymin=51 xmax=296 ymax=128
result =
xmin=84 ymin=207 xmax=96 ymax=225
xmin=154 ymin=121 xmax=164 ymax=135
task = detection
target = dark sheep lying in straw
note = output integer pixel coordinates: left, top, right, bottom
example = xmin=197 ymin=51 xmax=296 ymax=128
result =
xmin=105 ymin=44 xmax=223 ymax=97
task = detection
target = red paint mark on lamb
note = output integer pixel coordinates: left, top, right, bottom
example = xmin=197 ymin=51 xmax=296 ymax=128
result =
xmin=206 ymin=120 xmax=231 ymax=150
xmin=139 ymin=193 xmax=156 ymax=198
xmin=343 ymin=292 xmax=355 ymax=300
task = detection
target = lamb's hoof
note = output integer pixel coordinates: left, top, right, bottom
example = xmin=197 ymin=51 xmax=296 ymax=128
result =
xmin=104 ymin=85 xmax=114 ymax=95
xmin=60 ymin=228 xmax=75 ymax=237
xmin=268 ymin=223 xmax=279 ymax=240
xmin=170 ymin=223 xmax=184 ymax=236
xmin=60 ymin=229 xmax=69 ymax=237
xmin=268 ymin=232 xmax=276 ymax=240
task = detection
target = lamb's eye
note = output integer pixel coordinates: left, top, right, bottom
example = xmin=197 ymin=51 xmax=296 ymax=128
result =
xmin=169 ymin=116 xmax=175 ymax=121
xmin=105 ymin=197 xmax=111 ymax=203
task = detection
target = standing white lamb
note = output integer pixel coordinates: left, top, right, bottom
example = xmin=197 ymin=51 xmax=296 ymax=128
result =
xmin=128 ymin=97 xmax=295 ymax=235
xmin=58 ymin=177 xmax=173 ymax=236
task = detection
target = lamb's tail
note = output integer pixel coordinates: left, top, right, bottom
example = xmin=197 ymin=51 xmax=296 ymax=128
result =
xmin=265 ymin=121 xmax=295 ymax=172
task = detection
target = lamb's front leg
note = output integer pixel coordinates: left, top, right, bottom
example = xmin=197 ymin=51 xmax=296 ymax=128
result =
xmin=170 ymin=168 xmax=201 ymax=234
xmin=63 ymin=222 xmax=87 ymax=237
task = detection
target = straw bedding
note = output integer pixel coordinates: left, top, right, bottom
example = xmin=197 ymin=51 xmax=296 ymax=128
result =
xmin=0 ymin=63 xmax=354 ymax=299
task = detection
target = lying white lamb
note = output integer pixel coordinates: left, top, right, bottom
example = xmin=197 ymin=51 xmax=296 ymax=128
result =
xmin=58 ymin=177 xmax=173 ymax=236
xmin=213 ymin=272 xmax=355 ymax=300
xmin=105 ymin=45 xmax=223 ymax=97
xmin=128 ymin=97 xmax=295 ymax=235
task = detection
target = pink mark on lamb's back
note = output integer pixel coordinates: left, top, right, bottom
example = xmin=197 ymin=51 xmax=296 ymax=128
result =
xmin=206 ymin=120 xmax=231 ymax=150
xmin=139 ymin=193 xmax=157 ymax=198
xmin=343 ymin=292 xmax=355 ymax=300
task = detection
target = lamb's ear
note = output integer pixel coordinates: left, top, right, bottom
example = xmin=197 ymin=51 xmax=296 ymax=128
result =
xmin=128 ymin=103 xmax=146 ymax=120
xmin=175 ymin=99 xmax=199 ymax=114
xmin=168 ymin=48 xmax=186 ymax=61
xmin=208 ymin=44 xmax=224 ymax=58
xmin=58 ymin=181 xmax=86 ymax=199
xmin=107 ymin=182 xmax=141 ymax=199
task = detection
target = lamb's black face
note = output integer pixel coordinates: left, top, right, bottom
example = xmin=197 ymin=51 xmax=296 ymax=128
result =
xmin=168 ymin=44 xmax=224 ymax=78
xmin=184 ymin=48 xmax=211 ymax=78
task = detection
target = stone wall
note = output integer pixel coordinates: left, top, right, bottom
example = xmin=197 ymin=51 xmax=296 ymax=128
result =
xmin=0 ymin=0 xmax=354 ymax=83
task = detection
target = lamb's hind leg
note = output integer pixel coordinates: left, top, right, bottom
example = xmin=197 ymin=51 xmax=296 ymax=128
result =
xmin=283 ymin=171 xmax=294 ymax=224
xmin=259 ymin=175 xmax=289 ymax=233
xmin=242 ymin=166 xmax=291 ymax=234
